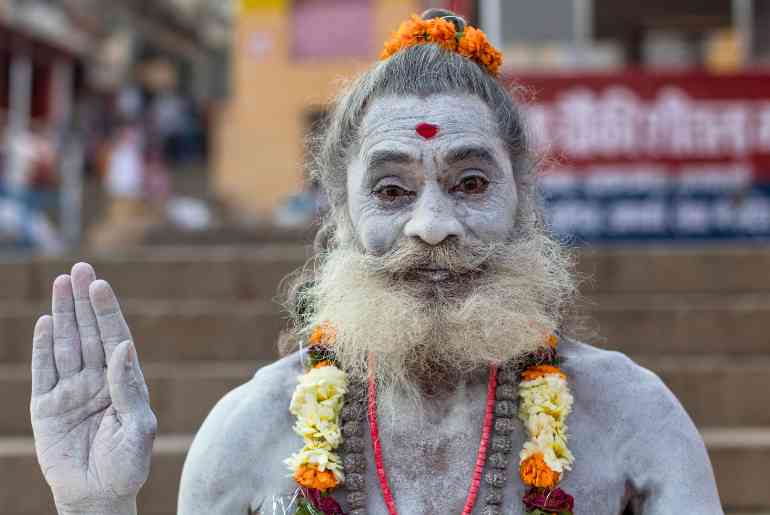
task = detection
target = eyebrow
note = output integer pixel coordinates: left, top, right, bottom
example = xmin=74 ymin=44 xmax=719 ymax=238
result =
xmin=444 ymin=145 xmax=498 ymax=166
xmin=365 ymin=150 xmax=417 ymax=171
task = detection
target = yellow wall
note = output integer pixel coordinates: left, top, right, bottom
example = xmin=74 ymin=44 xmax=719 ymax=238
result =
xmin=213 ymin=0 xmax=421 ymax=216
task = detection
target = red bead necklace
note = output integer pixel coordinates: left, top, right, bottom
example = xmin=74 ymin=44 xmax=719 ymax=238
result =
xmin=367 ymin=362 xmax=499 ymax=515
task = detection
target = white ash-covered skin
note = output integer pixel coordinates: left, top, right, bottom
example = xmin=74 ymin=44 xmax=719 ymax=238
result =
xmin=177 ymin=340 xmax=722 ymax=515
xmin=30 ymin=264 xmax=157 ymax=515
xmin=30 ymin=75 xmax=723 ymax=515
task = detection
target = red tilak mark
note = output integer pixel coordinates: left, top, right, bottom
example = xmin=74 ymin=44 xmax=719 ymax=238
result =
xmin=415 ymin=123 xmax=439 ymax=139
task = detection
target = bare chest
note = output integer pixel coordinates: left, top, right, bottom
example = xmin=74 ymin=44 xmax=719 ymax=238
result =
xmin=258 ymin=381 xmax=629 ymax=514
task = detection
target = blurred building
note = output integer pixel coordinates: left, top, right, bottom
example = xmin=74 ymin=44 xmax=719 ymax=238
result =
xmin=482 ymin=0 xmax=761 ymax=72
xmin=215 ymin=0 xmax=770 ymax=244
xmin=0 ymin=0 xmax=232 ymax=249
xmin=215 ymin=0 xmax=428 ymax=216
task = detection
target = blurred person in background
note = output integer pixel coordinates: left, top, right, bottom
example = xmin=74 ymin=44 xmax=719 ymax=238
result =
xmin=88 ymin=86 xmax=170 ymax=250
xmin=0 ymin=124 xmax=64 ymax=253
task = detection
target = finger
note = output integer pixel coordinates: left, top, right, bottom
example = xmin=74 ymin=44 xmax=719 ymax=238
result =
xmin=52 ymin=275 xmax=83 ymax=378
xmin=71 ymin=262 xmax=105 ymax=369
xmin=107 ymin=341 xmax=150 ymax=414
xmin=31 ymin=315 xmax=56 ymax=396
xmin=90 ymin=279 xmax=132 ymax=364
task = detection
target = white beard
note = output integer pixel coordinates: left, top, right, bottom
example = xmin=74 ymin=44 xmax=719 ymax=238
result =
xmin=298 ymin=228 xmax=577 ymax=403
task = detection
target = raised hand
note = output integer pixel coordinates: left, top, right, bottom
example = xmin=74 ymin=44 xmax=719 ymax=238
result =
xmin=30 ymin=262 xmax=157 ymax=515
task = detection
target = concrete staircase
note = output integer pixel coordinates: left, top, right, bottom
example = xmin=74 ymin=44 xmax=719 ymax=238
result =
xmin=1 ymin=245 xmax=769 ymax=514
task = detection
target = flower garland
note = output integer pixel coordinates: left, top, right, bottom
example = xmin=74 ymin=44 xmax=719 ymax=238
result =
xmin=286 ymin=325 xmax=576 ymax=515
xmin=380 ymin=14 xmax=503 ymax=77
xmin=517 ymin=335 xmax=576 ymax=515
xmin=285 ymin=324 xmax=348 ymax=514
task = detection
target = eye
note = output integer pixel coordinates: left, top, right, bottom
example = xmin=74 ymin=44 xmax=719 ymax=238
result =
xmin=374 ymin=184 xmax=413 ymax=202
xmin=452 ymin=175 xmax=489 ymax=195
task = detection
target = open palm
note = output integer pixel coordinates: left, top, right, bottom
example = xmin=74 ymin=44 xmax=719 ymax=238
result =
xmin=30 ymin=263 xmax=157 ymax=512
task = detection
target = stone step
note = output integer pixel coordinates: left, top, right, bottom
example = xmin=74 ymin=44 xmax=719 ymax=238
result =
xmin=586 ymin=293 xmax=770 ymax=355
xmin=3 ymin=246 xmax=770 ymax=304
xmin=3 ymin=355 xmax=770 ymax=436
xmin=3 ymin=362 xmax=261 ymax=436
xmin=0 ymin=435 xmax=190 ymax=515
xmin=2 ymin=293 xmax=770 ymax=366
xmin=0 ymin=301 xmax=287 ymax=364
xmin=577 ymin=246 xmax=770 ymax=294
xmin=0 ymin=245 xmax=308 ymax=303
xmin=1 ymin=429 xmax=768 ymax=513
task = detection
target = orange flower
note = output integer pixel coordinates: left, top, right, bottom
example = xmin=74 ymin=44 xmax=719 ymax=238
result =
xmin=309 ymin=323 xmax=336 ymax=347
xmin=547 ymin=333 xmax=559 ymax=349
xmin=313 ymin=360 xmax=333 ymax=369
xmin=380 ymin=14 xmax=502 ymax=76
xmin=426 ymin=19 xmax=457 ymax=52
xmin=457 ymin=26 xmax=502 ymax=76
xmin=520 ymin=453 xmax=561 ymax=488
xmin=521 ymin=364 xmax=567 ymax=382
xmin=457 ymin=26 xmax=482 ymax=56
xmin=293 ymin=464 xmax=339 ymax=492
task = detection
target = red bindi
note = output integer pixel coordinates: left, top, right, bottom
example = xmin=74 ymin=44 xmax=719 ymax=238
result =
xmin=415 ymin=123 xmax=439 ymax=139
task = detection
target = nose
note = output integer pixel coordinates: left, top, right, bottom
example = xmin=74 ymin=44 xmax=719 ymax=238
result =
xmin=404 ymin=184 xmax=464 ymax=246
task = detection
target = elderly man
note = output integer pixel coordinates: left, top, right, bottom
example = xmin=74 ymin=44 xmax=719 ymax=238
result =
xmin=30 ymin=10 xmax=722 ymax=515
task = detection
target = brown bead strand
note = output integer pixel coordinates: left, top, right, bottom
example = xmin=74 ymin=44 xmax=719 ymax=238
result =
xmin=341 ymin=380 xmax=368 ymax=515
xmin=480 ymin=363 xmax=518 ymax=515
xmin=338 ymin=362 xmax=519 ymax=515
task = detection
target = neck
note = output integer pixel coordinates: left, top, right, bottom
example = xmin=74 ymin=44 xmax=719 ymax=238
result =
xmin=405 ymin=360 xmax=489 ymax=399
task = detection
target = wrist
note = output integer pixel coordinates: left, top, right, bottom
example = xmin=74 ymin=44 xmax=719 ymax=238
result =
xmin=57 ymin=496 xmax=137 ymax=515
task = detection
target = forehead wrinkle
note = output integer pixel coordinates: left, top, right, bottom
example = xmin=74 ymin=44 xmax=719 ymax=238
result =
xmin=356 ymin=95 xmax=506 ymax=178
xmin=360 ymin=95 xmax=498 ymax=138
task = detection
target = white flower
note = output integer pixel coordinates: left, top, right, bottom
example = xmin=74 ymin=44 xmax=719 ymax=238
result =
xmin=518 ymin=374 xmax=573 ymax=423
xmin=289 ymin=365 xmax=348 ymax=448
xmin=285 ymin=442 xmax=345 ymax=482
xmin=518 ymin=371 xmax=575 ymax=474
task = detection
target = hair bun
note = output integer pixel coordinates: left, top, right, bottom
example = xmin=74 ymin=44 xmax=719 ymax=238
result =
xmin=420 ymin=8 xmax=466 ymax=33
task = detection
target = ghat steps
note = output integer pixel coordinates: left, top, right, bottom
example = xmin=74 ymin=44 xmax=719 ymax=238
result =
xmin=1 ymin=245 xmax=769 ymax=514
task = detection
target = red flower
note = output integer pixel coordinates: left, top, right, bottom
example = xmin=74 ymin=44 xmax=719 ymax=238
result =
xmin=523 ymin=487 xmax=575 ymax=513
xmin=307 ymin=488 xmax=345 ymax=515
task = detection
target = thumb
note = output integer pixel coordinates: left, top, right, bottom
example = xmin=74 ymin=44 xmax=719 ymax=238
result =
xmin=107 ymin=340 xmax=148 ymax=415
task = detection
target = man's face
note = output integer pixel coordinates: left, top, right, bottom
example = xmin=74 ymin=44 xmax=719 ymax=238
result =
xmin=308 ymin=94 xmax=571 ymax=389
xmin=346 ymin=94 xmax=518 ymax=262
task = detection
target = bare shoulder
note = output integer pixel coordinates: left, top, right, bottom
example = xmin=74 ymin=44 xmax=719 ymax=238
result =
xmin=560 ymin=338 xmax=680 ymax=414
xmin=178 ymin=353 xmax=304 ymax=515
xmin=560 ymin=338 xmax=706 ymax=453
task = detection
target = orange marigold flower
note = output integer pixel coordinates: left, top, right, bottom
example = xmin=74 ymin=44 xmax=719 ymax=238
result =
xmin=521 ymin=364 xmax=567 ymax=382
xmin=426 ymin=19 xmax=457 ymax=51
xmin=547 ymin=333 xmax=559 ymax=349
xmin=381 ymin=15 xmax=459 ymax=58
xmin=293 ymin=464 xmax=339 ymax=492
xmin=520 ymin=453 xmax=561 ymax=488
xmin=457 ymin=26 xmax=481 ymax=56
xmin=380 ymin=14 xmax=502 ymax=76
xmin=309 ymin=323 xmax=336 ymax=347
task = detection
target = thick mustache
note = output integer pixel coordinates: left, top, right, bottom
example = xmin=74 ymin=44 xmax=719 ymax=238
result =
xmin=364 ymin=239 xmax=501 ymax=276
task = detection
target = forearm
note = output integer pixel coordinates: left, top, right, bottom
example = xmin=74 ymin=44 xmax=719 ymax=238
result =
xmin=57 ymin=496 xmax=138 ymax=515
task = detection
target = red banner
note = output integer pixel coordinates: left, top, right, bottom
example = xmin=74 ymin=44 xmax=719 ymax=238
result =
xmin=509 ymin=71 xmax=770 ymax=241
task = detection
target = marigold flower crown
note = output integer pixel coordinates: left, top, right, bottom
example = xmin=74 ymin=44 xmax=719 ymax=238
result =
xmin=380 ymin=13 xmax=504 ymax=77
